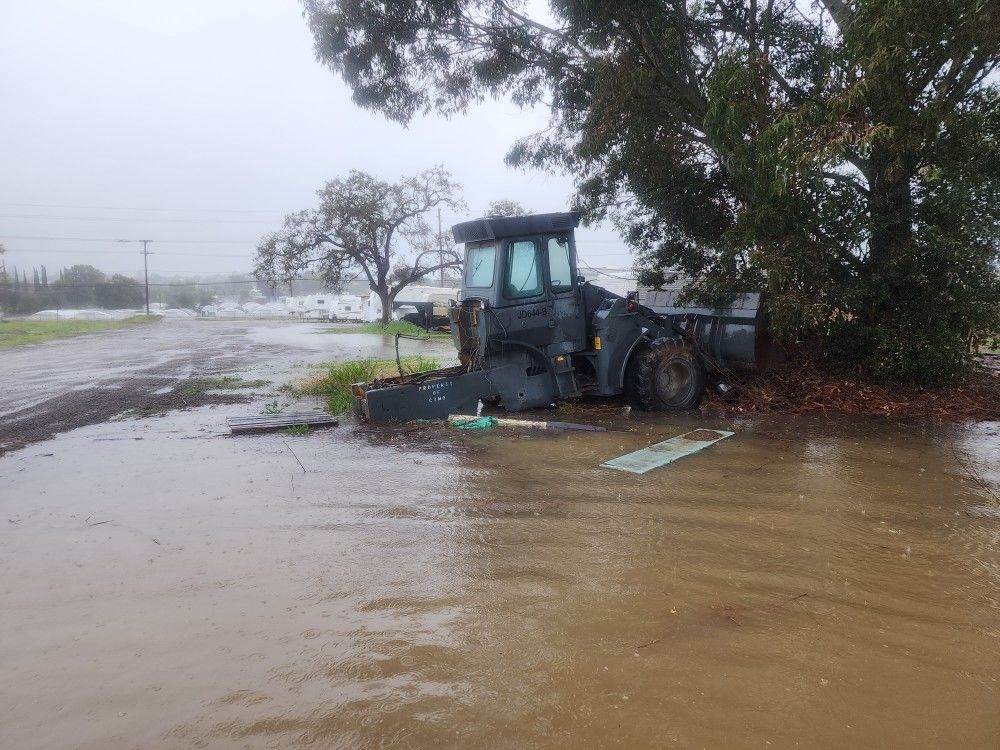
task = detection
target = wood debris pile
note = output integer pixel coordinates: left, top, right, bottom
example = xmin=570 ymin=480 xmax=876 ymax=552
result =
xmin=709 ymin=358 xmax=1000 ymax=422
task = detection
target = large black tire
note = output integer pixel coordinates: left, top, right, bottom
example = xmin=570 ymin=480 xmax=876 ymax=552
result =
xmin=626 ymin=337 xmax=706 ymax=410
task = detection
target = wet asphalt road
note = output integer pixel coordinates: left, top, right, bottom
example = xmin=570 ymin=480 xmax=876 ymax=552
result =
xmin=0 ymin=319 xmax=453 ymax=453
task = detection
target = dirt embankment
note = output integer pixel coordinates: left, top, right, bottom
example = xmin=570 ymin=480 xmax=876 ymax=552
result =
xmin=705 ymin=356 xmax=1000 ymax=422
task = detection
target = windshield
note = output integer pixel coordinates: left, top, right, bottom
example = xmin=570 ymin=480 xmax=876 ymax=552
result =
xmin=465 ymin=244 xmax=496 ymax=288
xmin=547 ymin=236 xmax=573 ymax=292
xmin=505 ymin=240 xmax=543 ymax=299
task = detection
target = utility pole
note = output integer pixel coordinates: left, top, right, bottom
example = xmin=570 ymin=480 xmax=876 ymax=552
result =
xmin=437 ymin=208 xmax=445 ymax=287
xmin=117 ymin=238 xmax=154 ymax=315
xmin=140 ymin=240 xmax=153 ymax=315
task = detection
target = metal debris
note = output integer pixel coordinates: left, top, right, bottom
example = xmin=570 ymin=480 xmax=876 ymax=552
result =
xmin=447 ymin=414 xmax=607 ymax=432
xmin=601 ymin=428 xmax=734 ymax=474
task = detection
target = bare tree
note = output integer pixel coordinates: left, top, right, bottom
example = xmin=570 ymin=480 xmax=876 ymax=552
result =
xmin=255 ymin=167 xmax=465 ymax=323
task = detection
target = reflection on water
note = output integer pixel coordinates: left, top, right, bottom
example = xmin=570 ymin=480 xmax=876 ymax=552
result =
xmin=0 ymin=412 xmax=997 ymax=748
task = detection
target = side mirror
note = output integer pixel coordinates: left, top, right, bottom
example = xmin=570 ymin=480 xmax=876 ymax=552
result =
xmin=626 ymin=291 xmax=638 ymax=313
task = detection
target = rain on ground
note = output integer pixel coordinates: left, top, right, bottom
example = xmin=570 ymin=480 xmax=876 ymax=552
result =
xmin=1 ymin=320 xmax=998 ymax=749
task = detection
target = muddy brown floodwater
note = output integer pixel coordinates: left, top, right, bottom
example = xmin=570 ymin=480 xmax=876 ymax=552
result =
xmin=1 ymin=321 xmax=998 ymax=748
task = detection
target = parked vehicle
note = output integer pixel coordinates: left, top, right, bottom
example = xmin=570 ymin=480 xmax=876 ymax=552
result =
xmin=352 ymin=212 xmax=771 ymax=422
xmin=329 ymin=295 xmax=364 ymax=322
xmin=361 ymin=285 xmax=457 ymax=328
xmin=289 ymin=294 xmax=332 ymax=320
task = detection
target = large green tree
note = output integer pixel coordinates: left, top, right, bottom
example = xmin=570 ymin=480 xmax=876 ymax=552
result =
xmin=301 ymin=0 xmax=999 ymax=382
xmin=95 ymin=275 xmax=145 ymax=309
xmin=61 ymin=264 xmax=106 ymax=307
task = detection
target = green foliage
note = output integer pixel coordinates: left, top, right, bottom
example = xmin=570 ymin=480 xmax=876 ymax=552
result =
xmin=183 ymin=376 xmax=271 ymax=395
xmin=302 ymin=0 xmax=1000 ymax=383
xmin=165 ymin=285 xmax=215 ymax=309
xmin=283 ymin=424 xmax=312 ymax=435
xmin=0 ymin=263 xmax=148 ymax=314
xmin=262 ymin=400 xmax=285 ymax=415
xmin=292 ymin=356 xmax=440 ymax=413
xmin=95 ymin=274 xmax=145 ymax=309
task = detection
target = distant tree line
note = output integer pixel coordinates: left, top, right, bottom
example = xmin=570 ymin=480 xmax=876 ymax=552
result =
xmin=0 ymin=258 xmax=286 ymax=315
xmin=0 ymin=264 xmax=146 ymax=315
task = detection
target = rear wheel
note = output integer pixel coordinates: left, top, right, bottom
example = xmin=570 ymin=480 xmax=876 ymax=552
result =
xmin=626 ymin=337 xmax=706 ymax=410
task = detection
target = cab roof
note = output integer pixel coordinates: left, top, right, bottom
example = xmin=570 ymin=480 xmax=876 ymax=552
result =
xmin=451 ymin=211 xmax=581 ymax=244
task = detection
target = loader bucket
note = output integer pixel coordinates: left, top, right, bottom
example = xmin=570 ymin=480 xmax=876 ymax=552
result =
xmin=642 ymin=290 xmax=781 ymax=371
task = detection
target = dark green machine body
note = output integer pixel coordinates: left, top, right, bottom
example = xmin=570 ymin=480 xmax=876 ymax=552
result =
xmin=355 ymin=212 xmax=701 ymax=423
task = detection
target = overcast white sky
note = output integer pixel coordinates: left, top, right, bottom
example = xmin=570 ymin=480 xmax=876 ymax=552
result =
xmin=0 ymin=0 xmax=630 ymax=281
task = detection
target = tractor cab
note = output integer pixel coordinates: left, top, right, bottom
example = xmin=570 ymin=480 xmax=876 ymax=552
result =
xmin=450 ymin=212 xmax=587 ymax=370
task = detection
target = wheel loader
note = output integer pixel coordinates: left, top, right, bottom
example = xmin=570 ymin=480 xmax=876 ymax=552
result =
xmin=352 ymin=212 xmax=767 ymax=423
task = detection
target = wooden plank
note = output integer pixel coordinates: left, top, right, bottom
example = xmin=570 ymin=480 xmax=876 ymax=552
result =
xmin=601 ymin=429 xmax=734 ymax=474
xmin=227 ymin=412 xmax=339 ymax=434
xmin=227 ymin=413 xmax=333 ymax=424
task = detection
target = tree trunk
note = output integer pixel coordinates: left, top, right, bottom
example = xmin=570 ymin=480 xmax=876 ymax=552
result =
xmin=867 ymin=145 xmax=914 ymax=269
xmin=377 ymin=287 xmax=392 ymax=325
xmin=864 ymin=144 xmax=915 ymax=321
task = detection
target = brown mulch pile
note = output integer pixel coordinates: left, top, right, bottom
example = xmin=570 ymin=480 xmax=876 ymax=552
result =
xmin=707 ymin=357 xmax=1000 ymax=422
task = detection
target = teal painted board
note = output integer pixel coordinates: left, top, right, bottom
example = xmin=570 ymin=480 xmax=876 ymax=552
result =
xmin=601 ymin=429 xmax=734 ymax=474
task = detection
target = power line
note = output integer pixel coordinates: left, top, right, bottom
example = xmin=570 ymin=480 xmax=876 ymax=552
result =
xmin=1 ymin=246 xmax=250 ymax=257
xmin=0 ymin=213 xmax=278 ymax=225
xmin=9 ymin=279 xmax=289 ymax=288
xmin=0 ymin=201 xmax=286 ymax=215
xmin=0 ymin=234 xmax=256 ymax=245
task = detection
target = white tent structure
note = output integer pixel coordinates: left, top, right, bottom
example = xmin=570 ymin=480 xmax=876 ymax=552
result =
xmin=27 ymin=309 xmax=140 ymax=321
xmin=162 ymin=308 xmax=197 ymax=318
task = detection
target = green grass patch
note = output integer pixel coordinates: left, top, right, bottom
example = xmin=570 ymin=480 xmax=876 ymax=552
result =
xmin=196 ymin=376 xmax=269 ymax=389
xmin=323 ymin=320 xmax=451 ymax=338
xmin=291 ymin=355 xmax=440 ymax=413
xmin=283 ymin=424 xmax=311 ymax=435
xmin=180 ymin=375 xmax=270 ymax=397
xmin=0 ymin=315 xmax=157 ymax=349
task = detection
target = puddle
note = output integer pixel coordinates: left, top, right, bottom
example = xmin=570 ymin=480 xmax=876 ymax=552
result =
xmin=0 ymin=405 xmax=997 ymax=748
xmin=1 ymin=321 xmax=998 ymax=748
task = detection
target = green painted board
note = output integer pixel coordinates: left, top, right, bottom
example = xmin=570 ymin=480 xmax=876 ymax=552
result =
xmin=601 ymin=429 xmax=734 ymax=474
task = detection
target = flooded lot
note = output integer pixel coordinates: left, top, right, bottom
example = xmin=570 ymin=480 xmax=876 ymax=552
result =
xmin=1 ymin=322 xmax=998 ymax=748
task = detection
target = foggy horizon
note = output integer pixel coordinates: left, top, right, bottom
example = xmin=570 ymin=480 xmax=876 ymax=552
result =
xmin=0 ymin=0 xmax=633 ymax=283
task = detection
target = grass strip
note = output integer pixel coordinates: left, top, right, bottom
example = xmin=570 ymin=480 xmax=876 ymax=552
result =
xmin=0 ymin=315 xmax=157 ymax=349
xmin=290 ymin=355 xmax=440 ymax=413
xmin=322 ymin=320 xmax=451 ymax=338
xmin=180 ymin=375 xmax=271 ymax=396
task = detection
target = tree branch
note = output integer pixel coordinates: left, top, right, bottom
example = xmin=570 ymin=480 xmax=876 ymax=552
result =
xmin=493 ymin=0 xmax=594 ymax=64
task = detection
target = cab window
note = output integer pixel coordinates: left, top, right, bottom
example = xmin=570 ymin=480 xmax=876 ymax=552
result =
xmin=465 ymin=244 xmax=496 ymax=288
xmin=504 ymin=240 xmax=543 ymax=299
xmin=547 ymin=237 xmax=573 ymax=293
